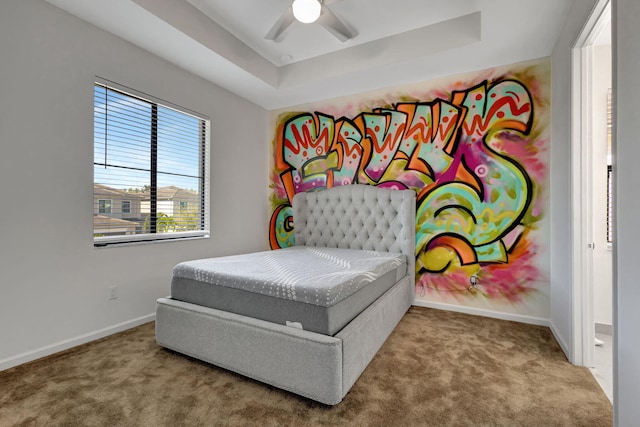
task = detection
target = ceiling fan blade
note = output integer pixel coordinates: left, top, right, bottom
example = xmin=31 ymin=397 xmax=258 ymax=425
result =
xmin=265 ymin=6 xmax=295 ymax=41
xmin=318 ymin=6 xmax=357 ymax=42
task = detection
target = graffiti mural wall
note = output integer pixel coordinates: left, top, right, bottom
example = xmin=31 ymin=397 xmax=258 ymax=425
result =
xmin=269 ymin=59 xmax=551 ymax=318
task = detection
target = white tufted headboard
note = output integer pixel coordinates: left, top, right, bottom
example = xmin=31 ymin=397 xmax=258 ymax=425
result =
xmin=293 ymin=184 xmax=416 ymax=286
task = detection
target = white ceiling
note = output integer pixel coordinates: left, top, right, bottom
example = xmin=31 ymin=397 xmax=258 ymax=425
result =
xmin=45 ymin=0 xmax=574 ymax=110
xmin=186 ymin=0 xmax=481 ymax=66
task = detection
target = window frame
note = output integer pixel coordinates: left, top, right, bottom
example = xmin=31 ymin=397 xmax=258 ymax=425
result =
xmin=93 ymin=78 xmax=210 ymax=247
xmin=98 ymin=199 xmax=112 ymax=214
xmin=121 ymin=200 xmax=131 ymax=214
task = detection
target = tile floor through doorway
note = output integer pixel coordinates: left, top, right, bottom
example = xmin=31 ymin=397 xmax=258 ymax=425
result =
xmin=591 ymin=332 xmax=613 ymax=402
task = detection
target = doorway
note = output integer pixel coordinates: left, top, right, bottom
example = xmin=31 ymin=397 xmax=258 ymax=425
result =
xmin=571 ymin=0 xmax=612 ymax=401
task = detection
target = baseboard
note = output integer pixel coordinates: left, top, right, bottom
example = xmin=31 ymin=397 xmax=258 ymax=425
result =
xmin=412 ymin=300 xmax=550 ymax=327
xmin=0 ymin=313 xmax=155 ymax=372
xmin=549 ymin=321 xmax=572 ymax=362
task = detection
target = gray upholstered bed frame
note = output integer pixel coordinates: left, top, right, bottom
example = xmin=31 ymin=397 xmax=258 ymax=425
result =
xmin=156 ymin=184 xmax=416 ymax=405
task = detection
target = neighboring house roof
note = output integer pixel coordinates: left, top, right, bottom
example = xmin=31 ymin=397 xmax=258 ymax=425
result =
xmin=93 ymin=215 xmax=139 ymax=229
xmin=94 ymin=184 xmax=144 ymax=199
xmin=142 ymin=186 xmax=199 ymax=201
xmin=94 ymin=184 xmax=198 ymax=204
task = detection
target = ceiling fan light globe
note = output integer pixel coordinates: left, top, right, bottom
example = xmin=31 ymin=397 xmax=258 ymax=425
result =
xmin=292 ymin=0 xmax=321 ymax=24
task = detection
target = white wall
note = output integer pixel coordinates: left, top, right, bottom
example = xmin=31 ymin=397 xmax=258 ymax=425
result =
xmin=612 ymin=0 xmax=640 ymax=423
xmin=592 ymin=45 xmax=613 ymax=328
xmin=0 ymin=0 xmax=269 ymax=368
xmin=549 ymin=0 xmax=599 ymax=361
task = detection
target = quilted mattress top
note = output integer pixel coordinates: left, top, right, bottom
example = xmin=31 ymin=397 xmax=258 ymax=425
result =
xmin=172 ymin=246 xmax=406 ymax=308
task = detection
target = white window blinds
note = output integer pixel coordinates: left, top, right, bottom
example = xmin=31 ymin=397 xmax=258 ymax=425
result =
xmin=93 ymin=79 xmax=209 ymax=246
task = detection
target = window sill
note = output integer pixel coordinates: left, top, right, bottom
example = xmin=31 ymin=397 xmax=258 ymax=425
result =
xmin=94 ymin=232 xmax=209 ymax=249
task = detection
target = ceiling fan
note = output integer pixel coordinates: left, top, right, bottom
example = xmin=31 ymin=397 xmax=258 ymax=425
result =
xmin=265 ymin=0 xmax=358 ymax=42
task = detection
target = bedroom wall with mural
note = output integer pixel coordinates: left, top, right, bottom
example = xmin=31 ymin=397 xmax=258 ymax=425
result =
xmin=268 ymin=58 xmax=551 ymax=320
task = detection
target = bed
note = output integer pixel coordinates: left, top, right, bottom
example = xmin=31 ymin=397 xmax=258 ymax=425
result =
xmin=155 ymin=184 xmax=416 ymax=405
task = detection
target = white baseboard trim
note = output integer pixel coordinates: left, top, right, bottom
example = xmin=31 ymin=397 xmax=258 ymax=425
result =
xmin=412 ymin=300 xmax=550 ymax=327
xmin=0 ymin=313 xmax=155 ymax=372
xmin=549 ymin=320 xmax=572 ymax=363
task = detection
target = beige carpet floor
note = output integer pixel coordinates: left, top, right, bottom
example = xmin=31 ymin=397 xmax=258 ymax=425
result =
xmin=0 ymin=307 xmax=611 ymax=426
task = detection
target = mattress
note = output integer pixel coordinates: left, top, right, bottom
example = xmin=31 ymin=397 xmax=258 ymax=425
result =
xmin=171 ymin=246 xmax=407 ymax=335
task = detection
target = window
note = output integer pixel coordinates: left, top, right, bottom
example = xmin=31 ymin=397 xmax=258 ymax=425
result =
xmin=606 ymin=88 xmax=613 ymax=244
xmin=93 ymin=79 xmax=209 ymax=246
xmin=98 ymin=199 xmax=112 ymax=214
xmin=607 ymin=165 xmax=613 ymax=243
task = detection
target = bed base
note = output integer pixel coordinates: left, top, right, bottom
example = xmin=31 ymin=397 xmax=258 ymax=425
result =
xmin=156 ymin=275 xmax=412 ymax=405
xmin=157 ymin=185 xmax=416 ymax=405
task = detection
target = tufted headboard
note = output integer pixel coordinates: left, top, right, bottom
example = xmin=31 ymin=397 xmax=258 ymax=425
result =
xmin=293 ymin=184 xmax=416 ymax=286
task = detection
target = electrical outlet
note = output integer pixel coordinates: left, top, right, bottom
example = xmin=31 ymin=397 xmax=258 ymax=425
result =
xmin=108 ymin=286 xmax=118 ymax=300
xmin=470 ymin=276 xmax=479 ymax=287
